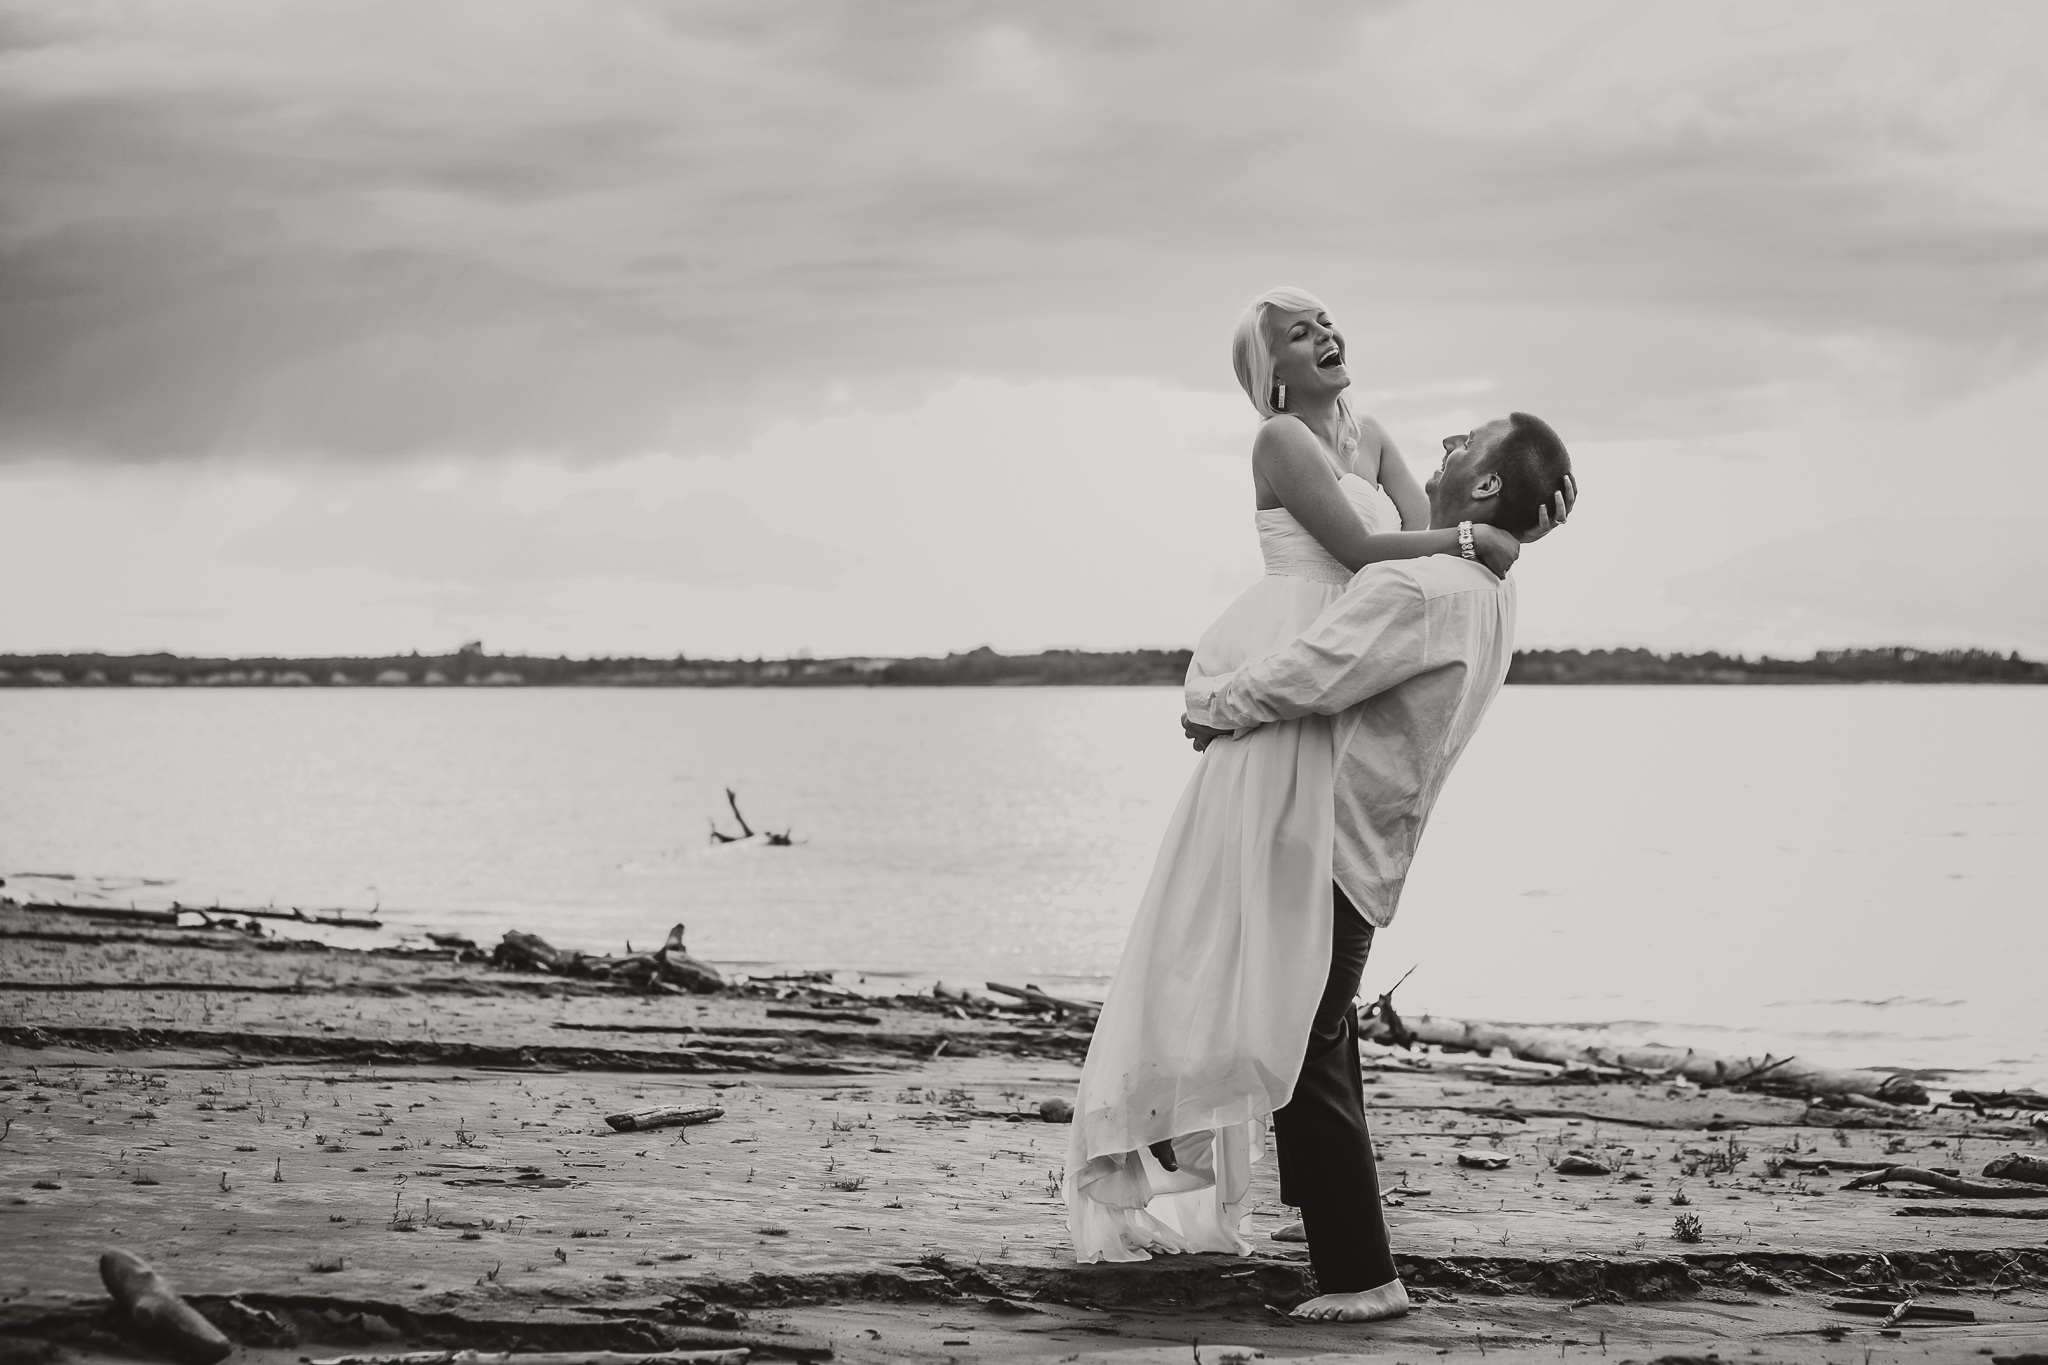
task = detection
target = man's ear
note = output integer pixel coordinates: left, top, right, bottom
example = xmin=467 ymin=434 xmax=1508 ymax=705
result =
xmin=1471 ymin=471 xmax=1503 ymax=501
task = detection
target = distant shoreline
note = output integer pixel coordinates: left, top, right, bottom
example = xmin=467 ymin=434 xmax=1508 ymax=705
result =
xmin=3 ymin=643 xmax=2042 ymax=686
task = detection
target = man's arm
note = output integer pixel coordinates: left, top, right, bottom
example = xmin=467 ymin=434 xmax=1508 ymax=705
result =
xmin=1187 ymin=571 xmax=1436 ymax=730
xmin=1260 ymin=417 xmax=1516 ymax=577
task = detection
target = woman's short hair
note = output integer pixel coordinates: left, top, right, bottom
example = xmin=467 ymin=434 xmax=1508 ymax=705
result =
xmin=1230 ymin=286 xmax=1356 ymax=458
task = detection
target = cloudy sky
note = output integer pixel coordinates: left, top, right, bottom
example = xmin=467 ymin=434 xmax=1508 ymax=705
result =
xmin=3 ymin=0 xmax=2045 ymax=659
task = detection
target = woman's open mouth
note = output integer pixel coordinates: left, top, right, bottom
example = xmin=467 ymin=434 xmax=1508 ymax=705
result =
xmin=1316 ymin=346 xmax=1344 ymax=370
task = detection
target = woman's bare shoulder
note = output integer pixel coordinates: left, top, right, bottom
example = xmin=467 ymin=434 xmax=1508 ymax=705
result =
xmin=1251 ymin=414 xmax=1320 ymax=461
xmin=1349 ymin=410 xmax=1393 ymax=448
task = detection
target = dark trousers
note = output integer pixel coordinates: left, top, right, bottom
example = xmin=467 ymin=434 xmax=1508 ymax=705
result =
xmin=1271 ymin=884 xmax=1398 ymax=1293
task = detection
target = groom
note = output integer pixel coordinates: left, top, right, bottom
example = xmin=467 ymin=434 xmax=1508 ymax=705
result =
xmin=1182 ymin=411 xmax=1573 ymax=1322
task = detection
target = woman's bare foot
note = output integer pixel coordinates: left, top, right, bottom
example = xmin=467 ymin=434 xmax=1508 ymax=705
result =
xmin=1291 ymin=1278 xmax=1410 ymax=1322
xmin=1271 ymin=1219 xmax=1307 ymax=1242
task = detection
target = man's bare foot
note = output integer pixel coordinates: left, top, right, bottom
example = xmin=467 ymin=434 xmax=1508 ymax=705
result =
xmin=1291 ymin=1279 xmax=1410 ymax=1322
xmin=1270 ymin=1219 xmax=1306 ymax=1242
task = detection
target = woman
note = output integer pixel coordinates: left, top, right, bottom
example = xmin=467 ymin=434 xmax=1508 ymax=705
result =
xmin=1065 ymin=287 xmax=1560 ymax=1283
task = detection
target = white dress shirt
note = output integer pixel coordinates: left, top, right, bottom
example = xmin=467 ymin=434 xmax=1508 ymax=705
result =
xmin=1184 ymin=554 xmax=1518 ymax=927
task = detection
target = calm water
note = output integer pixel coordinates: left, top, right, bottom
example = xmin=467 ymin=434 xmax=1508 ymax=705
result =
xmin=4 ymin=686 xmax=2043 ymax=1089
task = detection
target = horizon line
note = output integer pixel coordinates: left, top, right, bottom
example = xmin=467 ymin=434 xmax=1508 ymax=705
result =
xmin=1 ymin=643 xmax=2038 ymax=667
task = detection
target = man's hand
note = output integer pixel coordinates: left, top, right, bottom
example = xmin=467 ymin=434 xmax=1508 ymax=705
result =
xmin=1181 ymin=715 xmax=1234 ymax=751
xmin=1518 ymin=472 xmax=1577 ymax=543
xmin=1470 ymin=524 xmax=1521 ymax=578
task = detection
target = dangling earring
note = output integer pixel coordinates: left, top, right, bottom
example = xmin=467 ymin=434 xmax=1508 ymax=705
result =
xmin=1272 ymin=382 xmax=1287 ymax=412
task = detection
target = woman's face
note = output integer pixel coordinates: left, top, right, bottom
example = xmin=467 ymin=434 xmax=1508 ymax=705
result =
xmin=1263 ymin=306 xmax=1349 ymax=404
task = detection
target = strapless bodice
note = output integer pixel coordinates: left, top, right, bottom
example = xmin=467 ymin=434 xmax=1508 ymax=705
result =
xmin=1254 ymin=473 xmax=1401 ymax=586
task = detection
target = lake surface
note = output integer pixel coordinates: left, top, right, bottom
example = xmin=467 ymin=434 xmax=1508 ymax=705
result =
xmin=4 ymin=685 xmax=2043 ymax=1088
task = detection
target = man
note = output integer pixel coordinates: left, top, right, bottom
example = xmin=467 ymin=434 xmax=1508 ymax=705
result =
xmin=1182 ymin=411 xmax=1574 ymax=1323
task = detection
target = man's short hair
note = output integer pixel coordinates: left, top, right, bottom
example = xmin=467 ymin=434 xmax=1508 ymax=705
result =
xmin=1486 ymin=412 xmax=1572 ymax=536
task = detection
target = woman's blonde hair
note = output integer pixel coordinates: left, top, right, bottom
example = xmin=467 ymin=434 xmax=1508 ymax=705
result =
xmin=1230 ymin=286 xmax=1357 ymax=456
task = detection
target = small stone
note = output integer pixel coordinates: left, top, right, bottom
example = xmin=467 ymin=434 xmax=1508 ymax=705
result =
xmin=1038 ymin=1097 xmax=1074 ymax=1123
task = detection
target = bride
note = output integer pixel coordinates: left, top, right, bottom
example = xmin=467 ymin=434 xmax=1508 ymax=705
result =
xmin=1065 ymin=286 xmax=1553 ymax=1267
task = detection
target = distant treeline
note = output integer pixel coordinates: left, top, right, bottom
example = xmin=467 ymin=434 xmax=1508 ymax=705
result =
xmin=1507 ymin=646 xmax=2045 ymax=685
xmin=2 ymin=644 xmax=2040 ymax=688
xmin=0 ymin=644 xmax=1194 ymax=689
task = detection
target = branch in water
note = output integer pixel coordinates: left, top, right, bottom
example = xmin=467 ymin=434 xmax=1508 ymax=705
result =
xmin=709 ymin=788 xmax=796 ymax=846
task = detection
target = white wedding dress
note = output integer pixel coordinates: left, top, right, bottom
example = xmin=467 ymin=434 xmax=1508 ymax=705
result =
xmin=1065 ymin=445 xmax=1402 ymax=1263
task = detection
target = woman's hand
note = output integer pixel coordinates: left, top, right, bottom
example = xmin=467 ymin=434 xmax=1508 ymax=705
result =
xmin=1471 ymin=524 xmax=1522 ymax=578
xmin=1518 ymin=473 xmax=1578 ymax=544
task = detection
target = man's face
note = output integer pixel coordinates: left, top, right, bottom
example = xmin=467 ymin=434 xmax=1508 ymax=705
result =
xmin=1426 ymin=417 xmax=1511 ymax=519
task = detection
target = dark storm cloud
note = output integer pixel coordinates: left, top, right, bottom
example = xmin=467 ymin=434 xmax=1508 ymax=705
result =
xmin=2 ymin=0 xmax=2044 ymax=461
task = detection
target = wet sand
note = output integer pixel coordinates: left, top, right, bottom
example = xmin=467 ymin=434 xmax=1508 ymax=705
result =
xmin=4 ymin=901 xmax=2047 ymax=1363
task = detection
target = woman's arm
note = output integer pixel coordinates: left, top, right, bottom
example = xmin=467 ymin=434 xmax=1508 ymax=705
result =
xmin=1358 ymin=415 xmax=1431 ymax=531
xmin=1253 ymin=418 xmax=1518 ymax=577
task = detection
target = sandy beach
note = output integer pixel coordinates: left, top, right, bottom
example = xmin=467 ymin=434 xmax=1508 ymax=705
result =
xmin=11 ymin=6 xmax=2048 ymax=1364
xmin=4 ymin=900 xmax=2047 ymax=1365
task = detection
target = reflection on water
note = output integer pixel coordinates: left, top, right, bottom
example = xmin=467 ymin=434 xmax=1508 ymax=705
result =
xmin=3 ymin=685 xmax=2043 ymax=1087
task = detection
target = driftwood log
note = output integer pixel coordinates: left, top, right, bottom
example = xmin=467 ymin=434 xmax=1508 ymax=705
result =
xmin=932 ymin=982 xmax=999 ymax=1007
xmin=651 ymin=923 xmax=725 ymax=993
xmin=708 ymin=787 xmax=793 ymax=847
xmin=496 ymin=929 xmax=574 ymax=973
xmin=1826 ymin=1299 xmax=1977 ymax=1324
xmin=603 ymin=1104 xmax=724 ymax=1133
xmin=985 ymin=982 xmax=1100 ymax=1017
xmin=1356 ymin=1012 xmax=1928 ymax=1104
xmin=309 ymin=1352 xmax=748 ymax=1365
xmin=1951 ymin=1088 xmax=2048 ymax=1111
xmin=1839 ymin=1166 xmax=2048 ymax=1198
xmin=1983 ymin=1153 xmax=2048 ymax=1185
xmin=1810 ymin=1091 xmax=1922 ymax=1115
xmin=1778 ymin=1157 xmax=1898 ymax=1172
xmin=764 ymin=1006 xmax=879 ymax=1025
xmin=99 ymin=1249 xmax=234 ymax=1364
xmin=494 ymin=925 xmax=724 ymax=994
xmin=26 ymin=902 xmax=180 ymax=925
xmin=172 ymin=901 xmax=382 ymax=929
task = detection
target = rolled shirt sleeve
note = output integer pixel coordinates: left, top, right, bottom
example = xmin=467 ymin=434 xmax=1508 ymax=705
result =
xmin=1187 ymin=569 xmax=1437 ymax=729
